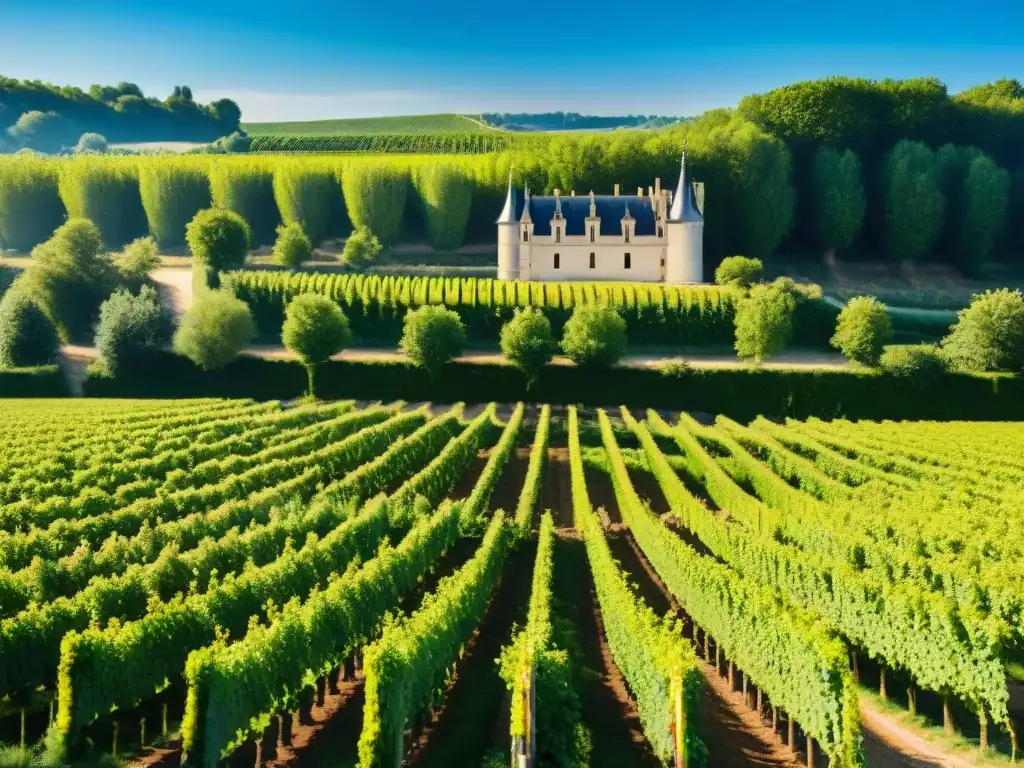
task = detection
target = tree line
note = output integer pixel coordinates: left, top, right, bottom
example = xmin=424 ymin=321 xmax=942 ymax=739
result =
xmin=0 ymin=76 xmax=242 ymax=152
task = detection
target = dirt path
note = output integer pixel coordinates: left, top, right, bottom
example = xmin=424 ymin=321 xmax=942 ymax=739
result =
xmin=151 ymin=267 xmax=193 ymax=314
xmin=543 ymin=446 xmax=575 ymax=532
xmin=407 ymin=546 xmax=534 ymax=768
xmin=859 ymin=700 xmax=967 ymax=768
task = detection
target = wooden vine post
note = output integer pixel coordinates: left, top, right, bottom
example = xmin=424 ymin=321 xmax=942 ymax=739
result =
xmin=512 ymin=650 xmax=536 ymax=768
xmin=670 ymin=668 xmax=687 ymax=768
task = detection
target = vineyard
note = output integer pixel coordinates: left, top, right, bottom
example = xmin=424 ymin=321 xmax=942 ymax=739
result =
xmin=0 ymin=398 xmax=1023 ymax=768
xmin=241 ymin=115 xmax=497 ymax=137
xmin=248 ymin=133 xmax=533 ymax=155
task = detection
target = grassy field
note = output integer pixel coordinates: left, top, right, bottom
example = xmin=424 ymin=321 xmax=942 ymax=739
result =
xmin=242 ymin=113 xmax=496 ymax=136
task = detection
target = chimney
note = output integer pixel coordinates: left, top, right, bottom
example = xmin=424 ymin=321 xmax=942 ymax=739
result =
xmin=570 ymin=190 xmax=575 ymax=196
xmin=637 ymin=187 xmax=643 ymax=196
xmin=647 ymin=186 xmax=653 ymax=200
xmin=655 ymin=178 xmax=661 ymax=199
xmin=614 ymin=183 xmax=620 ymax=196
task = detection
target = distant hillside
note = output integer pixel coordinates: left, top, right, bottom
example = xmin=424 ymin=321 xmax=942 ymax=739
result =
xmin=479 ymin=112 xmax=685 ymax=132
xmin=243 ymin=113 xmax=496 ymax=137
xmin=0 ymin=76 xmax=241 ymax=151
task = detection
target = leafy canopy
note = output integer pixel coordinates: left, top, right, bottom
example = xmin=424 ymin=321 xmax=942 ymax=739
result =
xmin=500 ymin=308 xmax=556 ymax=385
xmin=942 ymin=289 xmax=1024 ymax=372
xmin=830 ymin=296 xmax=893 ymax=367
xmin=560 ymin=304 xmax=627 ymax=368
xmin=95 ymin=285 xmax=173 ymax=377
xmin=399 ymin=305 xmax=466 ymax=378
xmin=185 ymin=208 xmax=251 ymax=271
xmin=734 ymin=278 xmax=798 ymax=363
xmin=173 ymin=290 xmax=255 ymax=370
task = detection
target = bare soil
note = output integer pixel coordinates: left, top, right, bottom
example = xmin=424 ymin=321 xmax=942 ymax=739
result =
xmin=407 ymin=545 xmax=535 ymax=767
xmin=543 ymin=447 xmax=575 ymax=532
xmin=487 ymin=446 xmax=532 ymax=517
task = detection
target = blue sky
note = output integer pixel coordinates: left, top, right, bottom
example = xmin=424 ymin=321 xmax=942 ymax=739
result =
xmin=1 ymin=0 xmax=1023 ymax=122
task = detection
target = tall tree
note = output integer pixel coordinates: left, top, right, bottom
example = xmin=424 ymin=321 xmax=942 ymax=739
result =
xmin=810 ymin=147 xmax=866 ymax=256
xmin=881 ymin=140 xmax=945 ymax=262
xmin=959 ymin=155 xmax=1010 ymax=275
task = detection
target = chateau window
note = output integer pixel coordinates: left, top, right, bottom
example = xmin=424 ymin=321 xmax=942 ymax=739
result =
xmin=555 ymin=227 xmax=561 ymax=244
xmin=554 ymin=253 xmax=560 ymax=269
xmin=658 ymin=226 xmax=663 ymax=238
xmin=523 ymin=230 xmax=529 ymax=243
xmin=590 ymin=226 xmax=595 ymax=243
xmin=625 ymin=227 xmax=630 ymax=244
xmin=624 ymin=253 xmax=631 ymax=269
xmin=589 ymin=253 xmax=595 ymax=269
xmin=660 ymin=257 xmax=665 ymax=267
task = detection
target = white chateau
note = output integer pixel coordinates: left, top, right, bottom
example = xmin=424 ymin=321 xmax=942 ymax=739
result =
xmin=496 ymin=149 xmax=704 ymax=283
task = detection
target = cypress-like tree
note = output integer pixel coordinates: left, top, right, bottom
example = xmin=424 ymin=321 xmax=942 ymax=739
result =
xmin=881 ymin=140 xmax=945 ymax=262
xmin=342 ymin=161 xmax=409 ymax=247
xmin=138 ymin=159 xmax=212 ymax=248
xmin=0 ymin=156 xmax=66 ymax=251
xmin=809 ymin=147 xmax=865 ymax=255
xmin=272 ymin=162 xmax=336 ymax=245
xmin=413 ymin=163 xmax=474 ymax=250
xmin=210 ymin=160 xmax=280 ymax=247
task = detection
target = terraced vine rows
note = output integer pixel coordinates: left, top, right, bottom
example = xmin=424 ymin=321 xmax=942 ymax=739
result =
xmin=0 ymin=399 xmax=1021 ymax=768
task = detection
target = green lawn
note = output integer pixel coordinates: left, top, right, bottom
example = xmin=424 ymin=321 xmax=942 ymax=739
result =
xmin=242 ymin=113 xmax=497 ymax=136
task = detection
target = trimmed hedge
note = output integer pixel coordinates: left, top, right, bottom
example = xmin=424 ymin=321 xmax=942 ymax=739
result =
xmin=82 ymin=352 xmax=1024 ymax=421
xmin=0 ymin=366 xmax=67 ymax=396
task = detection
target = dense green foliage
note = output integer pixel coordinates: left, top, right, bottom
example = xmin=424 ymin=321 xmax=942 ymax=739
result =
xmin=942 ymin=289 xmax=1024 ymax=372
xmin=227 ymin=272 xmax=749 ymax=348
xmin=0 ymin=75 xmax=240 ymax=144
xmin=94 ymin=285 xmax=173 ymax=376
xmin=559 ymin=304 xmax=627 ymax=367
xmin=881 ymin=141 xmax=945 ymax=262
xmin=173 ymin=290 xmax=255 ymax=370
xmin=281 ymin=293 xmax=352 ymax=395
xmin=185 ymin=208 xmax=251 ymax=271
xmin=500 ymin=307 xmax=557 ymax=385
xmin=399 ymin=304 xmax=467 ymax=377
xmin=138 ymin=159 xmax=212 ymax=248
xmin=810 ymin=147 xmax=865 ymax=253
xmin=209 ymin=161 xmax=279 ymax=247
xmin=0 ymin=290 xmax=59 ymax=368
xmin=830 ymin=296 xmax=893 ymax=366
xmin=57 ymin=159 xmax=146 ymax=249
xmin=341 ymin=225 xmax=381 ymax=269
xmin=14 ymin=218 xmax=118 ymax=342
xmin=734 ymin=278 xmax=798 ymax=362
xmin=272 ymin=221 xmax=312 ymax=269
xmin=272 ymin=163 xmax=337 ymax=245
xmin=243 ymin=113 xmax=492 ymax=136
xmin=113 ymin=236 xmax=161 ymax=282
xmin=879 ymin=344 xmax=949 ymax=386
xmin=414 ymin=163 xmax=474 ymax=249
xmin=713 ymin=256 xmax=763 ymax=288
xmin=340 ymin=163 xmax=408 ymax=247
xmin=0 ymin=156 xmax=65 ymax=251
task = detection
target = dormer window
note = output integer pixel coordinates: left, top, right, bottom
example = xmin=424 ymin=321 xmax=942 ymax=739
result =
xmin=523 ymin=229 xmax=529 ymax=243
xmin=590 ymin=226 xmax=595 ymax=243
xmin=658 ymin=226 xmax=663 ymax=238
xmin=555 ymin=227 xmax=560 ymax=243
xmin=625 ymin=226 xmax=630 ymax=244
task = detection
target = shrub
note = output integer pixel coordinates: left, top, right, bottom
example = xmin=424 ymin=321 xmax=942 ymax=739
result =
xmin=341 ymin=162 xmax=409 ymax=247
xmin=342 ymin=226 xmax=382 ymax=270
xmin=661 ymin=359 xmax=692 ymax=378
xmin=6 ymin=111 xmax=76 ymax=153
xmin=273 ymin=222 xmax=313 ymax=269
xmin=500 ymin=307 xmax=556 ymax=386
xmin=209 ymin=160 xmax=279 ymax=247
xmin=714 ymin=256 xmax=763 ymax=289
xmin=114 ymin=236 xmax=161 ymax=283
xmin=942 ymin=289 xmax=1024 ymax=372
xmin=830 ymin=296 xmax=893 ymax=366
xmin=58 ymin=158 xmax=144 ymax=249
xmin=413 ymin=163 xmax=474 ymax=250
xmin=0 ymin=290 xmax=60 ymax=368
xmin=74 ymin=133 xmax=109 ymax=154
xmin=399 ymin=305 xmax=466 ymax=378
xmin=734 ymin=277 xmax=798 ymax=363
xmin=282 ymin=293 xmax=352 ymax=396
xmin=16 ymin=218 xmax=117 ymax=342
xmin=272 ymin=163 xmax=336 ymax=245
xmin=138 ymin=159 xmax=212 ymax=248
xmin=94 ymin=285 xmax=173 ymax=377
xmin=880 ymin=344 xmax=948 ymax=386
xmin=185 ymin=208 xmax=251 ymax=290
xmin=560 ymin=304 xmax=627 ymax=368
xmin=173 ymin=290 xmax=255 ymax=370
xmin=0 ymin=156 xmax=66 ymax=251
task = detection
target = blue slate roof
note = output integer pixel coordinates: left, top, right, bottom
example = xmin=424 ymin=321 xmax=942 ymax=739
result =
xmin=496 ymin=180 xmax=521 ymax=224
xmin=669 ymin=153 xmax=703 ymax=223
xmin=526 ymin=195 xmax=656 ymax=237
